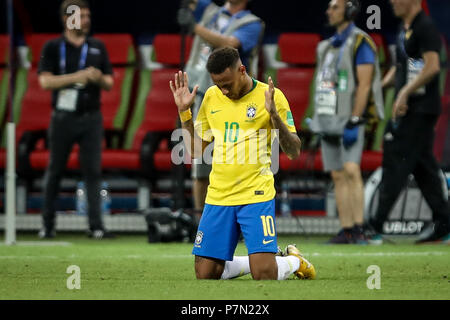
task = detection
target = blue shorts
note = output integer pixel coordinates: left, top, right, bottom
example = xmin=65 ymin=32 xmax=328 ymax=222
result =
xmin=192 ymin=199 xmax=278 ymax=261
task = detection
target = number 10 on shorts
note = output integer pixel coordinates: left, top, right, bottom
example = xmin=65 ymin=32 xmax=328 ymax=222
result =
xmin=260 ymin=215 xmax=275 ymax=237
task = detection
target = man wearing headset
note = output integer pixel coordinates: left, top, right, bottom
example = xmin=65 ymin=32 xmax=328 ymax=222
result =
xmin=310 ymin=0 xmax=384 ymax=244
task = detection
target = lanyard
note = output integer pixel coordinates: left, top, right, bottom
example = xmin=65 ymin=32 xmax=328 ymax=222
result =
xmin=335 ymin=23 xmax=354 ymax=70
xmin=335 ymin=42 xmax=347 ymax=70
xmin=59 ymin=41 xmax=88 ymax=74
xmin=398 ymin=29 xmax=407 ymax=58
xmin=319 ymin=42 xmax=347 ymax=82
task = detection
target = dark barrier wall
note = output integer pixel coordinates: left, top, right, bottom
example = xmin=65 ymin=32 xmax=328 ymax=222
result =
xmin=2 ymin=0 xmax=402 ymax=38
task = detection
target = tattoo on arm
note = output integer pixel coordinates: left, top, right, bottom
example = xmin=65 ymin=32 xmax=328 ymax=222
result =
xmin=270 ymin=113 xmax=301 ymax=160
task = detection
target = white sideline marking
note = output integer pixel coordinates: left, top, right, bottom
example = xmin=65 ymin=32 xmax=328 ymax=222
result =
xmin=0 ymin=241 xmax=72 ymax=247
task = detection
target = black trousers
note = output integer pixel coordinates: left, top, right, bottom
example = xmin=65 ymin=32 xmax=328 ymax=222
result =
xmin=371 ymin=112 xmax=450 ymax=233
xmin=42 ymin=110 xmax=104 ymax=231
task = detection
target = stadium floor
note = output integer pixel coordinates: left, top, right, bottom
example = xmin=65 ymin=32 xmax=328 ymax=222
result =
xmin=0 ymin=233 xmax=449 ymax=300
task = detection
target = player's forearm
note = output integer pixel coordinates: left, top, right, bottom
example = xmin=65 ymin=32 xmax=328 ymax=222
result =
xmin=181 ymin=118 xmax=195 ymax=157
xmin=270 ymin=112 xmax=301 ymax=160
xmin=402 ymin=57 xmax=440 ymax=96
xmin=352 ymin=83 xmax=371 ymax=117
xmin=180 ymin=118 xmax=204 ymax=159
xmin=382 ymin=66 xmax=396 ymax=89
xmin=99 ymin=75 xmax=114 ymax=91
xmin=193 ymin=24 xmax=240 ymax=49
xmin=39 ymin=73 xmax=82 ymax=90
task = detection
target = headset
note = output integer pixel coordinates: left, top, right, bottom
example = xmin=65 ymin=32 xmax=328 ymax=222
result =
xmin=344 ymin=0 xmax=360 ymax=21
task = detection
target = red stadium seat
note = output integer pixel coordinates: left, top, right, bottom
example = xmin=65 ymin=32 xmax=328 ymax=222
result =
xmin=277 ymin=68 xmax=315 ymax=127
xmin=138 ymin=68 xmax=188 ymax=172
xmin=16 ymin=70 xmax=52 ymax=143
xmin=278 ymin=33 xmax=321 ymax=65
xmin=142 ymin=68 xmax=179 ymax=132
xmin=25 ymin=33 xmax=60 ymax=68
xmin=153 ymin=34 xmax=193 ymax=65
xmin=94 ymin=33 xmax=135 ymax=65
xmin=368 ymin=33 xmax=384 ymax=52
xmin=0 ymin=34 xmax=9 ymax=66
xmin=279 ymin=152 xmax=323 ymax=171
xmin=101 ymin=68 xmax=128 ymax=130
xmin=360 ymin=150 xmax=383 ymax=172
xmin=278 ymin=149 xmax=382 ymax=172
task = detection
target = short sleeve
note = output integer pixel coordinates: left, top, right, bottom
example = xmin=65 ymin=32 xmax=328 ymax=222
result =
xmin=194 ymin=99 xmax=213 ymax=142
xmin=274 ymin=88 xmax=297 ymax=133
xmin=355 ymin=39 xmax=376 ymax=65
xmin=416 ymin=20 xmax=441 ymax=55
xmin=193 ymin=0 xmax=212 ymax=21
xmin=99 ymin=42 xmax=113 ymax=75
xmin=232 ymin=21 xmax=262 ymax=53
xmin=37 ymin=41 xmax=58 ymax=74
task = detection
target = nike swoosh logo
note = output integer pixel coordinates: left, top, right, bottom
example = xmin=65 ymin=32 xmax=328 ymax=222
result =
xmin=263 ymin=239 xmax=274 ymax=245
xmin=211 ymin=110 xmax=222 ymax=114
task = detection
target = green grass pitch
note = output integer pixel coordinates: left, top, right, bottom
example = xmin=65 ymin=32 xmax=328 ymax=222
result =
xmin=0 ymin=234 xmax=449 ymax=300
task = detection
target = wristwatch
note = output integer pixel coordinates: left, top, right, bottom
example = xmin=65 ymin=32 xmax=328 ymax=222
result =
xmin=350 ymin=116 xmax=362 ymax=125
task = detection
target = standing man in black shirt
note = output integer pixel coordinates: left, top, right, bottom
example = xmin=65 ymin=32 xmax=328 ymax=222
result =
xmin=37 ymin=0 xmax=114 ymax=239
xmin=368 ymin=0 xmax=449 ymax=244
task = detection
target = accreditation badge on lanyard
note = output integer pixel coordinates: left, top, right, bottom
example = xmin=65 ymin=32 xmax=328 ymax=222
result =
xmin=399 ymin=30 xmax=425 ymax=96
xmin=407 ymin=58 xmax=425 ymax=95
xmin=56 ymin=41 xmax=88 ymax=112
xmin=315 ymin=48 xmax=342 ymax=115
xmin=315 ymin=81 xmax=337 ymax=115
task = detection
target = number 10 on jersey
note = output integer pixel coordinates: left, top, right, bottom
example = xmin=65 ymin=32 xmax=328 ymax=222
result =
xmin=260 ymin=215 xmax=275 ymax=237
xmin=224 ymin=122 xmax=239 ymax=143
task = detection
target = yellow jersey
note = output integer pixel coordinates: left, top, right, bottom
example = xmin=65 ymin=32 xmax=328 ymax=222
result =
xmin=194 ymin=79 xmax=297 ymax=206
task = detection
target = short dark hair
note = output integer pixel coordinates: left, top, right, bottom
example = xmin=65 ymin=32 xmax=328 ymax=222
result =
xmin=206 ymin=47 xmax=240 ymax=75
xmin=60 ymin=0 xmax=90 ymax=17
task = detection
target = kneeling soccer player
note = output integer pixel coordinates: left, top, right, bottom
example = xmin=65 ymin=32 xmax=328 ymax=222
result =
xmin=170 ymin=47 xmax=316 ymax=280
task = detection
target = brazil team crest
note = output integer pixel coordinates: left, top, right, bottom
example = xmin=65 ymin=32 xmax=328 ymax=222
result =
xmin=246 ymin=104 xmax=257 ymax=119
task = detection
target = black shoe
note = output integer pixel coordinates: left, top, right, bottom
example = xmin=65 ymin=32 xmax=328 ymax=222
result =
xmin=351 ymin=225 xmax=368 ymax=245
xmin=328 ymin=229 xmax=355 ymax=244
xmin=38 ymin=228 xmax=55 ymax=239
xmin=416 ymin=222 xmax=449 ymax=244
xmin=87 ymin=229 xmax=116 ymax=239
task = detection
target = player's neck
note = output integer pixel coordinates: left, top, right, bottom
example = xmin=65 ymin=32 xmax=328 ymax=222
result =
xmin=336 ymin=21 xmax=351 ymax=34
xmin=403 ymin=6 xmax=421 ymax=29
xmin=64 ymin=30 xmax=87 ymax=47
xmin=225 ymin=2 xmax=246 ymax=15
xmin=239 ymin=75 xmax=254 ymax=99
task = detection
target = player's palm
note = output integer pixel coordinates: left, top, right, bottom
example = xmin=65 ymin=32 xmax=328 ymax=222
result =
xmin=170 ymin=71 xmax=199 ymax=112
xmin=265 ymin=76 xmax=276 ymax=115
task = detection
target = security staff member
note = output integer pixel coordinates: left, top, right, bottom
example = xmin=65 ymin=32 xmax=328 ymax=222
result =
xmin=369 ymin=0 xmax=449 ymax=243
xmin=310 ymin=0 xmax=384 ymax=244
xmin=37 ymin=0 xmax=114 ymax=239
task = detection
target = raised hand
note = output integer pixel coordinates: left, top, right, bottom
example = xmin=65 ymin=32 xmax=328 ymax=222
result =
xmin=169 ymin=71 xmax=199 ymax=113
xmin=265 ymin=76 xmax=277 ymax=116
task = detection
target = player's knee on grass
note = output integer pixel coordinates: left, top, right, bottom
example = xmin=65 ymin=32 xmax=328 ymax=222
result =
xmin=194 ymin=256 xmax=225 ymax=279
xmin=249 ymin=253 xmax=277 ymax=280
